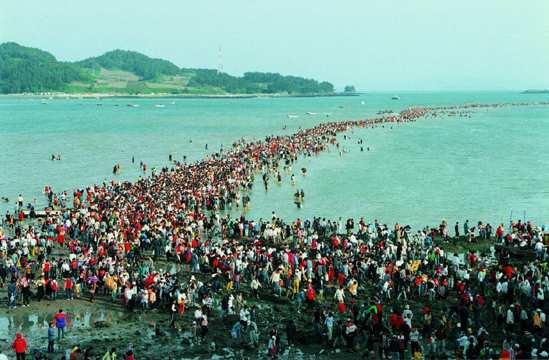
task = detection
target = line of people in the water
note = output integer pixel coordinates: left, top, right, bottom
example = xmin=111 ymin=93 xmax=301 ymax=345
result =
xmin=2 ymin=102 xmax=549 ymax=358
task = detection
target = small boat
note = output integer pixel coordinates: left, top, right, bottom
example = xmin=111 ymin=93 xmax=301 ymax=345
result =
xmin=306 ymin=112 xmax=318 ymax=115
xmin=171 ymin=101 xmax=176 ymax=105
xmin=41 ymin=99 xmax=47 ymax=104
xmin=154 ymin=104 xmax=165 ymax=108
xmin=360 ymin=101 xmax=365 ymax=105
xmin=391 ymin=95 xmax=400 ymax=100
xmin=127 ymin=104 xmax=140 ymax=108
xmin=287 ymin=114 xmax=299 ymax=119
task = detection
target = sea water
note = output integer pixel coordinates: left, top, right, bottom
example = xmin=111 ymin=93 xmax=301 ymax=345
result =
xmin=1 ymin=92 xmax=548 ymax=228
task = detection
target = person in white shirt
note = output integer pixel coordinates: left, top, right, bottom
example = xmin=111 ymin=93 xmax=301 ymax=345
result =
xmin=334 ymin=286 xmax=345 ymax=303
xmin=403 ymin=304 xmax=413 ymax=328
xmin=194 ymin=308 xmax=203 ymax=323
xmin=239 ymin=307 xmax=250 ymax=322
xmin=324 ymin=312 xmax=334 ymax=342
xmin=250 ymin=278 xmax=261 ymax=299
xmin=506 ymin=305 xmax=515 ymax=332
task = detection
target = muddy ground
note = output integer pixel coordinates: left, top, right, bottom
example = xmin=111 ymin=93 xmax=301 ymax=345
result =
xmin=0 ymin=238 xmax=499 ymax=359
xmin=0 ymin=279 xmax=364 ymax=359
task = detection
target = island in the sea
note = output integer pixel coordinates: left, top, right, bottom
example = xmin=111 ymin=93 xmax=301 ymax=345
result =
xmin=0 ymin=42 xmax=356 ymax=97
xmin=521 ymin=89 xmax=549 ymax=94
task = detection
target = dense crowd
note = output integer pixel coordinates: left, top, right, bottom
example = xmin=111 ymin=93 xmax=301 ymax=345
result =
xmin=1 ymin=104 xmax=548 ymax=359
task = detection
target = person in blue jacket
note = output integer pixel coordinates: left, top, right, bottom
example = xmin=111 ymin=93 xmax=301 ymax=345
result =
xmin=54 ymin=309 xmax=66 ymax=340
xmin=47 ymin=322 xmax=56 ymax=353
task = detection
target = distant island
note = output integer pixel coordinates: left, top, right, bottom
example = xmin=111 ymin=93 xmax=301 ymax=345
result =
xmin=0 ymin=42 xmax=352 ymax=97
xmin=521 ymin=89 xmax=549 ymax=94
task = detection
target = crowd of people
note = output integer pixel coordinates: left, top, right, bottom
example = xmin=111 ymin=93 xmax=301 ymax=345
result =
xmin=1 ymin=104 xmax=548 ymax=359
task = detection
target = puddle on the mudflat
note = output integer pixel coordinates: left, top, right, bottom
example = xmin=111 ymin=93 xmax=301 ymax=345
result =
xmin=0 ymin=307 xmax=134 ymax=355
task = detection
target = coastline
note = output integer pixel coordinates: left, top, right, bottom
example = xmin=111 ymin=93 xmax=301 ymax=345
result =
xmin=522 ymin=89 xmax=549 ymax=94
xmin=2 ymin=101 xmax=549 ymax=359
xmin=0 ymin=92 xmax=360 ymax=100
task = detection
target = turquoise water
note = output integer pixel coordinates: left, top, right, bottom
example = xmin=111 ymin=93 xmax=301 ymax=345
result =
xmin=1 ymin=92 xmax=548 ymax=227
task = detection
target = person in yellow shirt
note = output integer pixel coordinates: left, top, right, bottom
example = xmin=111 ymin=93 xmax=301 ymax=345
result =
xmin=226 ymin=279 xmax=234 ymax=292
xmin=101 ymin=348 xmax=118 ymax=360
xmin=348 ymin=279 xmax=358 ymax=298
xmin=292 ymin=275 xmax=301 ymax=298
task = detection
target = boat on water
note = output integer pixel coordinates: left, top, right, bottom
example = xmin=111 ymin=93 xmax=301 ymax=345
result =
xmin=127 ymin=104 xmax=140 ymax=108
xmin=391 ymin=95 xmax=400 ymax=100
xmin=41 ymin=99 xmax=47 ymax=104
xmin=306 ymin=112 xmax=318 ymax=115
xmin=287 ymin=114 xmax=299 ymax=119
xmin=154 ymin=104 xmax=165 ymax=108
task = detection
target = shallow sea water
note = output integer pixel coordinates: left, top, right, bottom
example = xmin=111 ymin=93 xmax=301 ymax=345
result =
xmin=1 ymin=92 xmax=549 ymax=228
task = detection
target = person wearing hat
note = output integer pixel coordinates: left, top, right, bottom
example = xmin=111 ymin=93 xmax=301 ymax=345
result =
xmin=12 ymin=333 xmax=27 ymax=360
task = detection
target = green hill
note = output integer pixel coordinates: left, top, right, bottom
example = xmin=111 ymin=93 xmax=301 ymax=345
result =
xmin=0 ymin=42 xmax=87 ymax=93
xmin=0 ymin=42 xmax=335 ymax=95
xmin=77 ymin=49 xmax=180 ymax=80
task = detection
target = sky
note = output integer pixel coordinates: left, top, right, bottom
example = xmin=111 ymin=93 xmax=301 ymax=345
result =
xmin=1 ymin=0 xmax=548 ymax=91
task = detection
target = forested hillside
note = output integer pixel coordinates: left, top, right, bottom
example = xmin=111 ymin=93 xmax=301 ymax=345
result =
xmin=0 ymin=42 xmax=335 ymax=95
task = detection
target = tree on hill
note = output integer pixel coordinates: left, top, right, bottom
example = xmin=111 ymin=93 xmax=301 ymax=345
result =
xmin=189 ymin=69 xmax=334 ymax=94
xmin=0 ymin=42 xmax=336 ymax=95
xmin=0 ymin=42 xmax=85 ymax=93
xmin=78 ymin=50 xmax=180 ymax=80
xmin=344 ymin=85 xmax=356 ymax=93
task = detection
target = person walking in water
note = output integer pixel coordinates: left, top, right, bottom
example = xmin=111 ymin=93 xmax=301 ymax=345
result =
xmin=47 ymin=323 xmax=56 ymax=353
xmin=17 ymin=194 xmax=24 ymax=209
xmin=54 ymin=309 xmax=66 ymax=340
xmin=12 ymin=333 xmax=27 ymax=360
xmin=8 ymin=278 xmax=17 ymax=309
xmin=170 ymin=301 xmax=178 ymax=328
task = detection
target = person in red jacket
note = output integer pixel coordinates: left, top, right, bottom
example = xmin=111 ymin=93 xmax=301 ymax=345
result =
xmin=12 ymin=333 xmax=27 ymax=360
xmin=306 ymin=283 xmax=316 ymax=307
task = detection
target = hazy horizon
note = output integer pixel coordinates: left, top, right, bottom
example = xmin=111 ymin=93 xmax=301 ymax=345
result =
xmin=1 ymin=0 xmax=548 ymax=92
